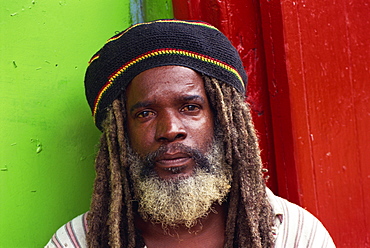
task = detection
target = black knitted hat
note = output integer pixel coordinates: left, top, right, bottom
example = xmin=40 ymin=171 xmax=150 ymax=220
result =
xmin=85 ymin=19 xmax=247 ymax=131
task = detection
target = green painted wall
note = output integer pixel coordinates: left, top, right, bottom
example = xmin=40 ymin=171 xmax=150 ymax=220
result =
xmin=143 ymin=0 xmax=173 ymax=21
xmin=1 ymin=0 xmax=173 ymax=247
xmin=0 ymin=1 xmax=131 ymax=247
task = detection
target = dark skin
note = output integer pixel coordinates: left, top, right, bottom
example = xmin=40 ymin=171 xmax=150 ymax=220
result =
xmin=126 ymin=66 xmax=226 ymax=247
xmin=126 ymin=65 xmax=215 ymax=180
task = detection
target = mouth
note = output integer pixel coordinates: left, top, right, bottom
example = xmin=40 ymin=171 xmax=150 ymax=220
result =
xmin=155 ymin=153 xmax=193 ymax=176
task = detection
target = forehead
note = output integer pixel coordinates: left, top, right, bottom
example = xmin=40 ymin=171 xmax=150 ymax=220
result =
xmin=125 ymin=66 xmax=208 ymax=104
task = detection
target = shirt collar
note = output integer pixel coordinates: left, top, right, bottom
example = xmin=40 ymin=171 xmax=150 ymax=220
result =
xmin=266 ymin=187 xmax=284 ymax=223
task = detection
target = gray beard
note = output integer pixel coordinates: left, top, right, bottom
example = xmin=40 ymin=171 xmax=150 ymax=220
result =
xmin=127 ymin=140 xmax=232 ymax=229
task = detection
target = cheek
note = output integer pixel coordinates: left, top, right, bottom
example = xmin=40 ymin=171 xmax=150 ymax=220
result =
xmin=128 ymin=132 xmax=153 ymax=156
xmin=190 ymin=116 xmax=214 ymax=149
xmin=126 ymin=122 xmax=153 ymax=154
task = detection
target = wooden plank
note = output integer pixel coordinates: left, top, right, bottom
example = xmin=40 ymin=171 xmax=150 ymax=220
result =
xmin=259 ymin=0 xmax=301 ymax=204
xmin=261 ymin=0 xmax=370 ymax=246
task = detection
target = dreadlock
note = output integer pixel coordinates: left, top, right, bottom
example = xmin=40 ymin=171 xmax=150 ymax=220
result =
xmin=203 ymin=76 xmax=275 ymax=247
xmin=87 ymin=76 xmax=275 ymax=248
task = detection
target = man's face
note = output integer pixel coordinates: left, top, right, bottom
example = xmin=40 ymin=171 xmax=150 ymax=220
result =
xmin=125 ymin=66 xmax=231 ymax=227
xmin=126 ymin=66 xmax=215 ymax=180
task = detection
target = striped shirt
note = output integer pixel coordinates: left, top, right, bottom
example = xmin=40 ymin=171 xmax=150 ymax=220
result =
xmin=46 ymin=212 xmax=88 ymax=248
xmin=45 ymin=189 xmax=335 ymax=248
xmin=266 ymin=189 xmax=335 ymax=247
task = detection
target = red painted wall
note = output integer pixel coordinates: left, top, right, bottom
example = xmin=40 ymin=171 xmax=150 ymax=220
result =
xmin=173 ymin=0 xmax=370 ymax=247
xmin=262 ymin=0 xmax=370 ymax=246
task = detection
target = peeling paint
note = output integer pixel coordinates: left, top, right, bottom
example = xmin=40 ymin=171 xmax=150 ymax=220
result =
xmin=31 ymin=139 xmax=43 ymax=153
xmin=36 ymin=145 xmax=42 ymax=153
xmin=9 ymin=1 xmax=37 ymax=16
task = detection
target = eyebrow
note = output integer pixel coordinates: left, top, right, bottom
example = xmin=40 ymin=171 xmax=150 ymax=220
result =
xmin=129 ymin=95 xmax=206 ymax=113
xmin=129 ymin=101 xmax=153 ymax=113
xmin=181 ymin=95 xmax=205 ymax=103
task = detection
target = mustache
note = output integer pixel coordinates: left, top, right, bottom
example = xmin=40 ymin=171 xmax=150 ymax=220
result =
xmin=140 ymin=143 xmax=211 ymax=177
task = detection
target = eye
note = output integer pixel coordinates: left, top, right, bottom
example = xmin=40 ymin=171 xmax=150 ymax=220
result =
xmin=181 ymin=104 xmax=200 ymax=112
xmin=136 ymin=110 xmax=155 ymax=118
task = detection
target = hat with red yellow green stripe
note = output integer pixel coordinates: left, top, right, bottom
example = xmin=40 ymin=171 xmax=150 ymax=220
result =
xmin=85 ymin=19 xmax=247 ymax=131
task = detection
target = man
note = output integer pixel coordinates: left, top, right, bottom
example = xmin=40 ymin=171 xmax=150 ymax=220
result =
xmin=46 ymin=20 xmax=335 ymax=248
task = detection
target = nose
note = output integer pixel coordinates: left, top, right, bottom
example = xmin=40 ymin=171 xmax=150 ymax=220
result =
xmin=155 ymin=112 xmax=187 ymax=143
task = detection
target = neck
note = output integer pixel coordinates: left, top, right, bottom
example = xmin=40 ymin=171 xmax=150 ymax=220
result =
xmin=135 ymin=203 xmax=227 ymax=248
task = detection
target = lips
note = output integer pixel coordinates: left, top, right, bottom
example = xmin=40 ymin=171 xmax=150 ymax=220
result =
xmin=149 ymin=145 xmax=197 ymax=178
xmin=155 ymin=153 xmax=192 ymax=168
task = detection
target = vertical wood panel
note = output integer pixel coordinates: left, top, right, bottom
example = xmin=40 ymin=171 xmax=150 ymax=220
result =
xmin=259 ymin=0 xmax=301 ymax=204
xmin=262 ymin=0 xmax=370 ymax=246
